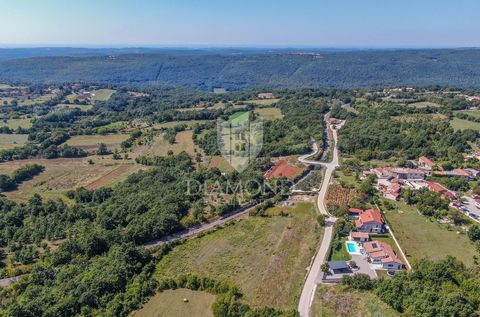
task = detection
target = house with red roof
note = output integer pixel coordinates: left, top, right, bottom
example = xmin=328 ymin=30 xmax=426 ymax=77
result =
xmin=426 ymin=181 xmax=456 ymax=200
xmin=418 ymin=156 xmax=435 ymax=171
xmin=355 ymin=209 xmax=386 ymax=233
xmin=364 ymin=240 xmax=403 ymax=270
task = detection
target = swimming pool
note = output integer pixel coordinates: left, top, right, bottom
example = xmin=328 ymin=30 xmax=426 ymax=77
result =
xmin=346 ymin=241 xmax=358 ymax=254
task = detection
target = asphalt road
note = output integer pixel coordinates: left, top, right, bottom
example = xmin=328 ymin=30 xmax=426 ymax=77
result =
xmin=297 ymin=120 xmax=344 ymax=317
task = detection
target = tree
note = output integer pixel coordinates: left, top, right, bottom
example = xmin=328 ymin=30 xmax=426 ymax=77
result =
xmin=321 ymin=263 xmax=330 ymax=273
xmin=97 ymin=143 xmax=109 ymax=155
xmin=468 ymin=225 xmax=480 ymax=242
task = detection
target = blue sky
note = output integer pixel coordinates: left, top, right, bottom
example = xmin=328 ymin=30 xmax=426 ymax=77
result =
xmin=0 ymin=0 xmax=479 ymax=48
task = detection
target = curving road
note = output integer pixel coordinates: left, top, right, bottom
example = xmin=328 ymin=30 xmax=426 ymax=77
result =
xmin=297 ymin=119 xmax=344 ymax=317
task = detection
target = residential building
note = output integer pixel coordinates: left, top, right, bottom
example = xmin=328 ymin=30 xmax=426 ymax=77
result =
xmin=327 ymin=261 xmax=351 ymax=274
xmin=355 ymin=209 xmax=386 ymax=233
xmin=426 ymin=181 xmax=456 ymax=200
xmin=257 ymin=92 xmax=274 ymax=99
xmin=364 ymin=240 xmax=404 ymax=270
xmin=418 ymin=156 xmax=435 ymax=171
xmin=350 ymin=231 xmax=370 ymax=243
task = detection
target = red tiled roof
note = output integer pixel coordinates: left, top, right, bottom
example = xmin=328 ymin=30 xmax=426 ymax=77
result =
xmin=359 ymin=209 xmax=384 ymax=224
xmin=348 ymin=208 xmax=363 ymax=214
xmin=351 ymin=232 xmax=369 ymax=239
xmin=426 ymin=181 xmax=456 ymax=199
xmin=452 ymin=169 xmax=470 ymax=177
xmin=419 ymin=156 xmax=434 ymax=167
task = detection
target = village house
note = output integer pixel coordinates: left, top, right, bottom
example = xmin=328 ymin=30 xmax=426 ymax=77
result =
xmin=257 ymin=92 xmax=274 ymax=99
xmin=418 ymin=156 xmax=435 ymax=171
xmin=350 ymin=231 xmax=370 ymax=243
xmin=355 ymin=209 xmax=386 ymax=233
xmin=426 ymin=181 xmax=456 ymax=200
xmin=435 ymin=168 xmax=475 ymax=180
xmin=364 ymin=240 xmax=404 ymax=270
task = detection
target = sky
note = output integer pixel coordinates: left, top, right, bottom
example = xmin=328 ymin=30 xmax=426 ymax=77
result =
xmin=0 ymin=0 xmax=479 ymax=48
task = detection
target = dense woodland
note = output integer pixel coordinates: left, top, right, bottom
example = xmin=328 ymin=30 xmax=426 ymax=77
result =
xmin=2 ymin=49 xmax=480 ymax=90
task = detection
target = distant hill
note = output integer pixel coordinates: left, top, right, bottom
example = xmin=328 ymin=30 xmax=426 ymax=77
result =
xmin=1 ymin=48 xmax=480 ymax=90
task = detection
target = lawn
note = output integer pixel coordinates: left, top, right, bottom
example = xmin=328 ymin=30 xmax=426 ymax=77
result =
xmin=64 ymin=134 xmax=129 ymax=151
xmin=0 ymin=134 xmax=28 ymax=150
xmin=311 ymin=285 xmax=399 ymax=317
xmin=450 ymin=117 xmax=480 ymax=131
xmin=329 ymin=236 xmax=351 ymax=261
xmin=383 ymin=201 xmax=478 ymax=266
xmin=131 ymin=289 xmax=215 ymax=317
xmin=91 ymin=89 xmax=116 ymax=102
xmin=254 ymin=107 xmax=283 ymax=120
xmin=155 ymin=202 xmax=322 ymax=310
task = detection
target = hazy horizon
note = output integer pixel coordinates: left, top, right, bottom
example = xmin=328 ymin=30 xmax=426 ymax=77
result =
xmin=1 ymin=0 xmax=479 ymax=48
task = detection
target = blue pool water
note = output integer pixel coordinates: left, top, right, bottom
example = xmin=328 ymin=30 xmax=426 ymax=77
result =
xmin=346 ymin=242 xmax=357 ymax=253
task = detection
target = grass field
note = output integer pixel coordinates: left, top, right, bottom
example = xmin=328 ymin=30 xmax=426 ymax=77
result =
xmin=65 ymin=134 xmax=129 ymax=151
xmin=408 ymin=101 xmax=442 ymax=108
xmin=311 ymin=285 xmax=399 ymax=317
xmin=248 ymin=99 xmax=280 ymax=105
xmin=131 ymin=289 xmax=215 ymax=317
xmin=0 ymin=134 xmax=28 ymax=150
xmin=203 ymin=155 xmax=234 ymax=172
xmin=0 ymin=157 xmax=141 ymax=202
xmin=0 ymin=118 xmax=33 ymax=129
xmin=155 ymin=202 xmax=322 ymax=310
xmin=450 ymin=117 xmax=480 ymax=131
xmin=18 ymin=94 xmax=57 ymax=106
xmin=254 ymin=107 xmax=283 ymax=120
xmin=91 ymin=89 xmax=115 ymax=102
xmin=55 ymin=104 xmax=93 ymax=111
xmin=153 ymin=120 xmax=210 ymax=129
xmin=383 ymin=201 xmax=477 ymax=266
xmin=330 ymin=236 xmax=351 ymax=261
xmin=457 ymin=109 xmax=480 ymax=119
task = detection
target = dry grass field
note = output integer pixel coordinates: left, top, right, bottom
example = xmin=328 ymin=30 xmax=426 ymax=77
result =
xmin=0 ymin=134 xmax=28 ymax=150
xmin=0 ymin=118 xmax=33 ymax=129
xmin=0 ymin=157 xmax=142 ymax=202
xmin=254 ymin=107 xmax=283 ymax=120
xmin=91 ymin=89 xmax=116 ymax=102
xmin=132 ymin=289 xmax=215 ymax=317
xmin=64 ymin=134 xmax=129 ymax=151
xmin=155 ymin=202 xmax=322 ymax=310
xmin=248 ymin=99 xmax=280 ymax=105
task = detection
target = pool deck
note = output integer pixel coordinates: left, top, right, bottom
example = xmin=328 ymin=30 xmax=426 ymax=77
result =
xmin=345 ymin=241 xmax=363 ymax=255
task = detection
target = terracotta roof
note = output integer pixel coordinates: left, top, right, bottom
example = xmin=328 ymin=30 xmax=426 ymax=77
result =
xmin=426 ymin=181 xmax=456 ymax=199
xmin=364 ymin=240 xmax=403 ymax=265
xmin=419 ymin=156 xmax=435 ymax=167
xmin=348 ymin=208 xmax=363 ymax=214
xmin=351 ymin=232 xmax=369 ymax=239
xmin=452 ymin=169 xmax=470 ymax=177
xmin=358 ymin=209 xmax=384 ymax=225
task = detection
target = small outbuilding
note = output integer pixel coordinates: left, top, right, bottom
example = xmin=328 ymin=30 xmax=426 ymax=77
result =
xmin=327 ymin=261 xmax=351 ymax=274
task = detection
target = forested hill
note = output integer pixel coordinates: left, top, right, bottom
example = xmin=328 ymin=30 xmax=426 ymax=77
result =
xmin=2 ymin=48 xmax=480 ymax=90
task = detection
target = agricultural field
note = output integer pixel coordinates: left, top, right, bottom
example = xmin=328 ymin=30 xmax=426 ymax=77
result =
xmin=450 ymin=117 xmax=480 ymax=131
xmin=153 ymin=120 xmax=210 ymax=129
xmin=131 ymin=289 xmax=215 ymax=317
xmin=408 ymin=101 xmax=442 ymax=108
xmin=64 ymin=134 xmax=129 ymax=151
xmin=247 ymin=98 xmax=280 ymax=105
xmin=311 ymin=285 xmax=399 ymax=317
xmin=326 ymin=183 xmax=361 ymax=209
xmin=0 ymin=157 xmax=142 ymax=202
xmin=383 ymin=201 xmax=478 ymax=266
xmin=55 ymin=103 xmax=93 ymax=111
xmin=254 ymin=107 xmax=283 ymax=120
xmin=155 ymin=202 xmax=322 ymax=310
xmin=0 ymin=134 xmax=28 ymax=150
xmin=456 ymin=109 xmax=480 ymax=119
xmin=203 ymin=155 xmax=234 ymax=172
xmin=18 ymin=94 xmax=57 ymax=106
xmin=91 ymin=89 xmax=115 ymax=102
xmin=0 ymin=117 xmax=33 ymax=129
